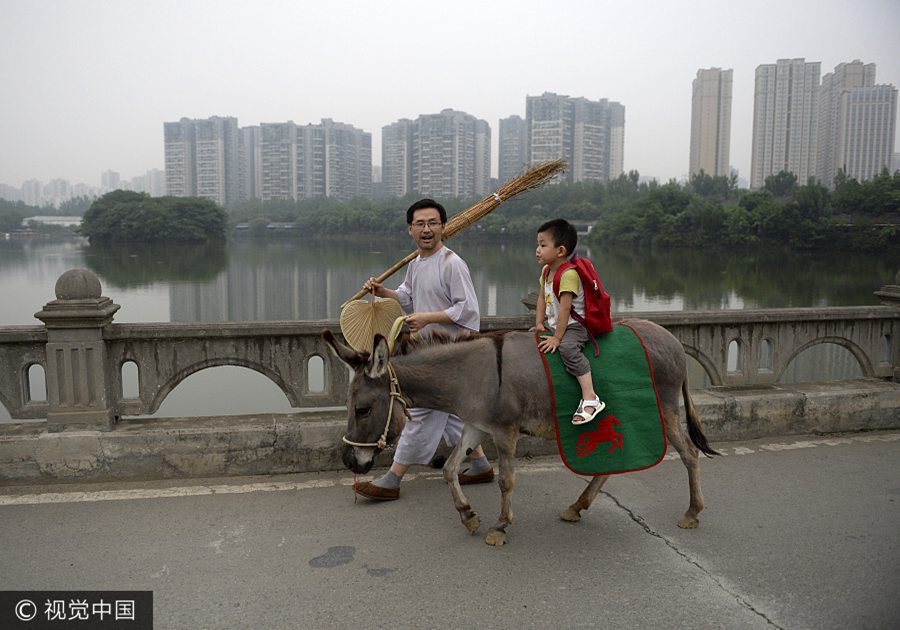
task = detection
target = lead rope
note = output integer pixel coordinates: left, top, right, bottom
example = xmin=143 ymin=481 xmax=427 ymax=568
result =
xmin=341 ymin=364 xmax=407 ymax=449
xmin=346 ymin=364 xmax=408 ymax=500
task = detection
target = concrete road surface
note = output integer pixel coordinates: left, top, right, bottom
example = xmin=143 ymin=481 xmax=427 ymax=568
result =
xmin=1 ymin=431 xmax=898 ymax=629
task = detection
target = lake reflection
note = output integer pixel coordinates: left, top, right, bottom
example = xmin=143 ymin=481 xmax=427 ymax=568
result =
xmin=1 ymin=235 xmax=897 ymax=324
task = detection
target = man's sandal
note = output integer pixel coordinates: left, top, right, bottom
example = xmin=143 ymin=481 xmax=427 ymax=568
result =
xmin=572 ymin=398 xmax=606 ymax=425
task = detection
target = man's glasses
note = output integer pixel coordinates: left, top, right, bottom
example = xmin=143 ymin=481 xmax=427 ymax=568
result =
xmin=410 ymin=220 xmax=443 ymax=229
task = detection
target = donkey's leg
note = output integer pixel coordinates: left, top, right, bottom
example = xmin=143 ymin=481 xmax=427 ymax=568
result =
xmin=561 ymin=474 xmax=610 ymax=522
xmin=665 ymin=405 xmax=704 ymax=528
xmin=443 ymin=425 xmax=486 ymax=535
xmin=485 ymin=430 xmax=519 ymax=547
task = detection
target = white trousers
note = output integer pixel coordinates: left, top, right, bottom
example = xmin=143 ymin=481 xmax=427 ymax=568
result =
xmin=393 ymin=407 xmax=464 ymax=466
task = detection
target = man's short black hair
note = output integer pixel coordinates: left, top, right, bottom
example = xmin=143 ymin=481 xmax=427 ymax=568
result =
xmin=537 ymin=219 xmax=577 ymax=257
xmin=406 ymin=198 xmax=447 ymax=224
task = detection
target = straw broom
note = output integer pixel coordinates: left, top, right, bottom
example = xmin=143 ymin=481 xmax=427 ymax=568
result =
xmin=341 ymin=159 xmax=566 ymax=308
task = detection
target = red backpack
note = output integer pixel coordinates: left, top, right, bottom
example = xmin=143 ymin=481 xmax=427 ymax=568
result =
xmin=547 ymin=253 xmax=613 ymax=355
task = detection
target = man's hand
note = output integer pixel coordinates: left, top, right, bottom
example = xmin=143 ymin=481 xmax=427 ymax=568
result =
xmin=535 ymin=322 xmax=548 ymax=333
xmin=538 ymin=335 xmax=561 ymax=353
xmin=404 ymin=312 xmax=432 ymax=332
xmin=363 ymin=277 xmax=385 ymax=297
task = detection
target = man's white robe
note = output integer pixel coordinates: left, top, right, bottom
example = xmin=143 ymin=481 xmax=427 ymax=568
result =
xmin=392 ymin=246 xmax=480 ymax=465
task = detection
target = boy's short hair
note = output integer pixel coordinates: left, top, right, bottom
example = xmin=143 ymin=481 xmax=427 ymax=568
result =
xmin=406 ymin=198 xmax=447 ymax=224
xmin=537 ymin=219 xmax=577 ymax=257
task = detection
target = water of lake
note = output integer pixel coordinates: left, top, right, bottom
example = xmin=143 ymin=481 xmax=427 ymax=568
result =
xmin=2 ymin=235 xmax=897 ymax=421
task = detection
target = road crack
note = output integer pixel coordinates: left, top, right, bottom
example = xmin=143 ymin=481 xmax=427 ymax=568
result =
xmin=602 ymin=490 xmax=785 ymax=629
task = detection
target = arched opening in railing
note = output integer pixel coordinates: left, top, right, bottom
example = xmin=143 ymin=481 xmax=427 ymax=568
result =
xmin=758 ymin=338 xmax=774 ymax=373
xmin=686 ymin=355 xmax=712 ymax=389
xmin=779 ymin=342 xmax=865 ymax=384
xmin=727 ymin=339 xmax=743 ymax=374
xmin=881 ymin=334 xmax=892 ymax=364
xmin=152 ymin=366 xmax=298 ymax=417
xmin=121 ymin=360 xmax=140 ymax=399
xmin=26 ymin=363 xmax=47 ymax=403
xmin=307 ymin=355 xmax=325 ymax=394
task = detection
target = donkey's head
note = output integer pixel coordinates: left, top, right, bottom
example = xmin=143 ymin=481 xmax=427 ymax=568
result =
xmin=322 ymin=330 xmax=408 ymax=474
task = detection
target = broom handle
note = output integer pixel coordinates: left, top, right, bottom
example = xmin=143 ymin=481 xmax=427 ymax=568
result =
xmin=340 ymin=202 xmax=498 ymax=307
xmin=342 ymin=251 xmax=419 ymax=307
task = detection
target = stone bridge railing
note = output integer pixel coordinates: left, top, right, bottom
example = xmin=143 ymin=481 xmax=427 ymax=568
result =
xmin=1 ymin=269 xmax=899 ymax=432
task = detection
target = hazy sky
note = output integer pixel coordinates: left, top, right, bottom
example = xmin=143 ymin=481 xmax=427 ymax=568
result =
xmin=2 ymin=0 xmax=898 ymax=188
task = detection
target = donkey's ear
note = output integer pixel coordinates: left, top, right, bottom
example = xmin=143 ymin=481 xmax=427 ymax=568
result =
xmin=366 ymin=334 xmax=389 ymax=378
xmin=321 ymin=330 xmax=364 ymax=369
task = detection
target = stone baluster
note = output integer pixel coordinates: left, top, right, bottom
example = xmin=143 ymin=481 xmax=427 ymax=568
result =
xmin=34 ymin=269 xmax=120 ymax=431
xmin=874 ymin=269 xmax=900 ymax=382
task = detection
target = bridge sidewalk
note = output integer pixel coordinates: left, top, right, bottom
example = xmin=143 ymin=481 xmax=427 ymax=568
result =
xmin=1 ymin=379 xmax=899 ymax=485
xmin=1 ymin=433 xmax=899 ymax=629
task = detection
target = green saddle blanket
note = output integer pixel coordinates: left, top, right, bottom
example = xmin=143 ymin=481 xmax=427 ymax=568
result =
xmin=537 ymin=322 xmax=667 ymax=475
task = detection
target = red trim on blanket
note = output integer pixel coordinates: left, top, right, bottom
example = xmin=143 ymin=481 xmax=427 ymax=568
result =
xmin=536 ymin=323 xmax=669 ymax=477
xmin=534 ymin=330 xmax=571 ymax=472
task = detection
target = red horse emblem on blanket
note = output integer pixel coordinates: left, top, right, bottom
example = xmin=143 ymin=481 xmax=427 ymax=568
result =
xmin=576 ymin=415 xmax=623 ymax=456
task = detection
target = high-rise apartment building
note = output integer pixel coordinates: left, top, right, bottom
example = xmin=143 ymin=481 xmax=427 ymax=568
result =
xmin=816 ymin=61 xmax=876 ymax=187
xmin=750 ymin=59 xmax=820 ymax=188
xmin=473 ymin=118 xmax=491 ymax=196
xmin=239 ymin=126 xmax=261 ymax=202
xmin=834 ymin=84 xmax=897 ymax=184
xmin=498 ymin=115 xmax=528 ymax=184
xmin=195 ymin=117 xmax=239 ymax=206
xmin=101 ymin=170 xmax=121 ymax=192
xmin=257 ymin=119 xmax=371 ymax=202
xmin=22 ymin=180 xmax=43 ymax=206
xmin=527 ymin=92 xmax=572 ymax=167
xmin=164 ymin=120 xmax=195 ymax=198
xmin=165 ymin=117 xmax=370 ymax=205
xmin=525 ymin=92 xmax=624 ymax=184
xmin=608 ymin=104 xmax=625 ymax=180
xmin=144 ymin=169 xmax=166 ymax=196
xmin=382 ymin=119 xmax=415 ymax=198
xmin=689 ymin=68 xmax=733 ymax=177
xmin=320 ymin=118 xmax=372 ymax=200
xmin=259 ymin=122 xmax=296 ymax=201
xmin=163 ymin=116 xmax=239 ymax=206
xmin=382 ymin=109 xmax=491 ymax=199
xmin=817 ymin=61 xmax=896 ymax=187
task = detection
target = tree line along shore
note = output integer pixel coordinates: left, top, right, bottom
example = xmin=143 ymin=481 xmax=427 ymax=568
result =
xmin=2 ymin=169 xmax=897 ymax=252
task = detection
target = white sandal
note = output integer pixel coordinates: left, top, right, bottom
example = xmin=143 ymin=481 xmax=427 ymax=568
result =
xmin=572 ymin=398 xmax=606 ymax=425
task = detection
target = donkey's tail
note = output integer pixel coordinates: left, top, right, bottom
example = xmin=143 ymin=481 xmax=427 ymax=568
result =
xmin=682 ymin=377 xmax=720 ymax=457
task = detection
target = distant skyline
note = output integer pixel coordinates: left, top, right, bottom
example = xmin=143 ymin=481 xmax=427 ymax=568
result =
xmin=2 ymin=0 xmax=899 ymax=188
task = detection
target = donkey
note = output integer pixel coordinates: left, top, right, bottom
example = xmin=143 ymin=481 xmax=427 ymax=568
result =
xmin=323 ymin=319 xmax=719 ymax=546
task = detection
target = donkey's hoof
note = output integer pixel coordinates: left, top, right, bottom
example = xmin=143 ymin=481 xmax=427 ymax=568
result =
xmin=560 ymin=507 xmax=582 ymax=522
xmin=463 ymin=514 xmax=481 ymax=534
xmin=678 ymin=514 xmax=700 ymax=529
xmin=485 ymin=529 xmax=507 ymax=546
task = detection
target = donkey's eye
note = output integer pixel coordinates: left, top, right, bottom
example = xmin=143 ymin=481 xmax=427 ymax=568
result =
xmin=355 ymin=406 xmax=371 ymax=417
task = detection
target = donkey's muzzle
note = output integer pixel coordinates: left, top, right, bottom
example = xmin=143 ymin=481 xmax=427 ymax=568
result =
xmin=342 ymin=443 xmax=377 ymax=474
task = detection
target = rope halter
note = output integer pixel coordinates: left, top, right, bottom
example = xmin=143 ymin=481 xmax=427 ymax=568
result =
xmin=341 ymin=363 xmax=408 ymax=450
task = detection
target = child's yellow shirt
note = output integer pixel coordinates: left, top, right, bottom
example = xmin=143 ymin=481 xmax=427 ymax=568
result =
xmin=539 ymin=265 xmax=585 ymax=329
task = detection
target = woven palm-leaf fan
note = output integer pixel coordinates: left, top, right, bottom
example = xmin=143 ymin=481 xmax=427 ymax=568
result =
xmin=339 ymin=292 xmax=404 ymax=353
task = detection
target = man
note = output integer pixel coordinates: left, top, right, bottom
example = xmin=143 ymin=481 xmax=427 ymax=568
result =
xmin=356 ymin=198 xmax=494 ymax=500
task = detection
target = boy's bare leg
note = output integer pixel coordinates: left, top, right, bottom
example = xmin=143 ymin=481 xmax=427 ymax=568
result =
xmin=575 ymin=372 xmax=599 ymax=413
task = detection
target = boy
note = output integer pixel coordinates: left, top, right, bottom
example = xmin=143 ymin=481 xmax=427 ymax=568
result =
xmin=535 ymin=219 xmax=606 ymax=425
